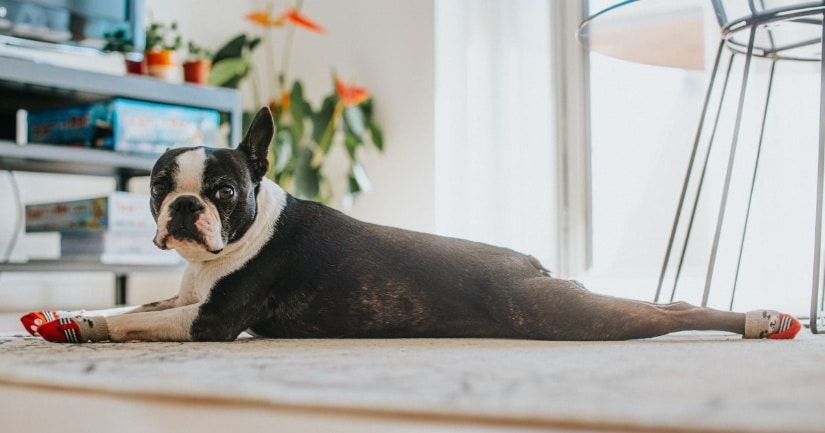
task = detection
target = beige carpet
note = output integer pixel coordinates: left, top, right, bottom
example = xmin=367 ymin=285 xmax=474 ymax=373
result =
xmin=0 ymin=330 xmax=823 ymax=433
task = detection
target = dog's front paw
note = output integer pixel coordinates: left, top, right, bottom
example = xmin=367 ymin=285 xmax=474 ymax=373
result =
xmin=20 ymin=311 xmax=67 ymax=336
xmin=37 ymin=317 xmax=110 ymax=343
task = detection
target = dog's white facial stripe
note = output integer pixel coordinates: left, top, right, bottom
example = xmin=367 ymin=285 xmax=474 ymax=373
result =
xmin=175 ymin=148 xmax=207 ymax=193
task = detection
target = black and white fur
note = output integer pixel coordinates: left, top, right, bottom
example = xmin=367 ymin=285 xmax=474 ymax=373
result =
xmin=85 ymin=107 xmax=749 ymax=342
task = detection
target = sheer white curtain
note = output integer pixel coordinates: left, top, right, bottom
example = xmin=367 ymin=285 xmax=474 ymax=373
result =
xmin=434 ymin=0 xmax=558 ymax=269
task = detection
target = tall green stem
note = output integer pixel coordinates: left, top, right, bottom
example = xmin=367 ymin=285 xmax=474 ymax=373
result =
xmin=279 ymin=0 xmax=304 ymax=98
xmin=263 ymin=2 xmax=278 ymax=105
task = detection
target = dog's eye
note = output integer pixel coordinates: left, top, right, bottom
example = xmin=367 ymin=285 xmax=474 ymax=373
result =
xmin=215 ymin=186 xmax=235 ymax=201
xmin=151 ymin=184 xmax=167 ymax=197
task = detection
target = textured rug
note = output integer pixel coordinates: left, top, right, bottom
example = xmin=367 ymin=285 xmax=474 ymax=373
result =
xmin=0 ymin=330 xmax=823 ymax=433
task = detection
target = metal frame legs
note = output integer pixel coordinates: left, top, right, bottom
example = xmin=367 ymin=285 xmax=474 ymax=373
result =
xmin=655 ymin=40 xmax=729 ymax=304
xmin=811 ymin=11 xmax=825 ymax=334
xmin=656 ymin=12 xmax=825 ymax=333
xmin=701 ymin=24 xmax=759 ymax=308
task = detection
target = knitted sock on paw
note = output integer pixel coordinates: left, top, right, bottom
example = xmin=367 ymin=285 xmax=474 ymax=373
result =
xmin=744 ymin=310 xmax=802 ymax=339
xmin=20 ymin=311 xmax=70 ymax=336
xmin=37 ymin=316 xmax=109 ymax=343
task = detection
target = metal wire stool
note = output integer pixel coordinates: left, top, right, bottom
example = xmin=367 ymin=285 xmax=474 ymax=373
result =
xmin=655 ymin=1 xmax=825 ymax=333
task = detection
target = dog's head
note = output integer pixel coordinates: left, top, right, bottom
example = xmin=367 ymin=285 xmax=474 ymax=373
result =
xmin=149 ymin=107 xmax=274 ymax=261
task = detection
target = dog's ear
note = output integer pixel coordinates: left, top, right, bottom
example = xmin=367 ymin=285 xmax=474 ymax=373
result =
xmin=237 ymin=107 xmax=274 ymax=181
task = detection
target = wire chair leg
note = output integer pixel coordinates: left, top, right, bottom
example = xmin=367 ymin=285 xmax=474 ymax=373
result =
xmin=729 ymin=60 xmax=777 ymax=311
xmin=702 ymin=24 xmax=758 ymax=307
xmin=811 ymin=12 xmax=825 ymax=334
xmin=655 ymin=39 xmax=726 ymax=303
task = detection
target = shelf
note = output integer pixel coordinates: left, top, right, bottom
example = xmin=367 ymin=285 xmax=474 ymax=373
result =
xmin=0 ymin=55 xmax=243 ymax=144
xmin=0 ymin=56 xmax=239 ymax=112
xmin=0 ymin=140 xmax=157 ymax=177
xmin=0 ymin=260 xmax=183 ymax=275
xmin=0 ymin=55 xmax=240 ymax=303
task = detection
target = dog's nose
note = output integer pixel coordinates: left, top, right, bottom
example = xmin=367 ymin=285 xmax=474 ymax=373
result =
xmin=170 ymin=196 xmax=204 ymax=214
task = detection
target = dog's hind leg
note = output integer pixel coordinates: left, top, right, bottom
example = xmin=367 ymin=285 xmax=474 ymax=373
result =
xmin=504 ymin=277 xmax=800 ymax=340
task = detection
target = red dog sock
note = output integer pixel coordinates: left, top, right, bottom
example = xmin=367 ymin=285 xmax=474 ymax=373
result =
xmin=744 ymin=310 xmax=801 ymax=339
xmin=766 ymin=312 xmax=802 ymax=340
xmin=20 ymin=311 xmax=68 ymax=336
xmin=37 ymin=316 xmax=109 ymax=343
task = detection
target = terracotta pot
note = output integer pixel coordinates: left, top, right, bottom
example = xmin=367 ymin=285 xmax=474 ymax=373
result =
xmin=124 ymin=53 xmax=146 ymax=75
xmin=145 ymin=49 xmax=177 ymax=66
xmin=183 ymin=59 xmax=212 ymax=85
xmin=145 ymin=49 xmax=180 ymax=81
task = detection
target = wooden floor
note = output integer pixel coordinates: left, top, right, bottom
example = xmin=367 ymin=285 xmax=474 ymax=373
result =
xmin=2 ymin=384 xmax=583 ymax=433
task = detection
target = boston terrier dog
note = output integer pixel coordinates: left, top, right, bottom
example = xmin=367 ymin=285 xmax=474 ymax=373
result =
xmin=23 ymin=108 xmax=801 ymax=342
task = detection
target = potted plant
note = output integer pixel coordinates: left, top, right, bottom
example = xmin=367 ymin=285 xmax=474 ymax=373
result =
xmin=103 ymin=28 xmax=145 ymax=75
xmin=183 ymin=41 xmax=212 ymax=85
xmin=144 ymin=21 xmax=182 ymax=81
xmin=209 ymin=4 xmax=383 ymax=205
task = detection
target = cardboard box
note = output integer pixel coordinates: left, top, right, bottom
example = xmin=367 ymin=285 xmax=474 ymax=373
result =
xmin=25 ymin=192 xmax=155 ymax=233
xmin=27 ymin=98 xmax=221 ymax=155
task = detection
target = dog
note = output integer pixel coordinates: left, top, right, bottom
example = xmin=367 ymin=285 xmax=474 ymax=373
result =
xmin=22 ymin=107 xmax=801 ymax=343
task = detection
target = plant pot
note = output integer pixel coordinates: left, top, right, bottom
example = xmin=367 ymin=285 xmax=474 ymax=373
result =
xmin=145 ymin=49 xmax=180 ymax=82
xmin=183 ymin=59 xmax=211 ymax=85
xmin=123 ymin=53 xmax=146 ymax=75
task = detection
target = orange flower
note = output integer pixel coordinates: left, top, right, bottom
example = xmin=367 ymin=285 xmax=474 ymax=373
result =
xmin=280 ymin=90 xmax=291 ymax=111
xmin=247 ymin=7 xmax=325 ymax=34
xmin=245 ymin=10 xmax=285 ymax=27
xmin=336 ymin=77 xmax=369 ymax=107
xmin=281 ymin=7 xmax=326 ymax=34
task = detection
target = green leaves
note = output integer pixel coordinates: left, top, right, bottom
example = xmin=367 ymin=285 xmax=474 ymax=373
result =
xmin=260 ymin=80 xmax=384 ymax=204
xmin=344 ymin=106 xmax=366 ymax=138
xmin=293 ymin=147 xmax=319 ymax=199
xmin=209 ymin=34 xmax=261 ymax=89
xmin=208 ymin=58 xmax=250 ymax=88
xmin=368 ymin=118 xmax=384 ymax=151
xmin=214 ymin=30 xmax=384 ymax=205
xmin=289 ymin=81 xmax=307 ymax=143
xmin=212 ymin=34 xmax=260 ymax=64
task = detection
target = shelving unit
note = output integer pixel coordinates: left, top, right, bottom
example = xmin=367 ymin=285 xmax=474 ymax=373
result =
xmin=0 ymin=55 xmax=242 ymax=304
xmin=0 ymin=140 xmax=156 ymax=177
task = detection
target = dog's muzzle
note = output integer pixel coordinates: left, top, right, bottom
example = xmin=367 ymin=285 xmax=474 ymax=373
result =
xmin=166 ymin=195 xmax=206 ymax=243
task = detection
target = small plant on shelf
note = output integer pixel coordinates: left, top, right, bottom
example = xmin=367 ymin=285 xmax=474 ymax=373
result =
xmin=102 ymin=28 xmax=145 ymax=74
xmin=144 ymin=21 xmax=183 ymax=81
xmin=183 ymin=41 xmax=213 ymax=85
xmin=102 ymin=28 xmax=135 ymax=53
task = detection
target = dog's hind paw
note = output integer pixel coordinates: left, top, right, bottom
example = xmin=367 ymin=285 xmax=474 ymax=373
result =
xmin=37 ymin=316 xmax=110 ymax=343
xmin=744 ymin=310 xmax=802 ymax=339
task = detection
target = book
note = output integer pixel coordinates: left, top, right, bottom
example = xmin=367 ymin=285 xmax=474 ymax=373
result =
xmin=27 ymin=98 xmax=221 ymax=156
xmin=25 ymin=192 xmax=155 ymax=233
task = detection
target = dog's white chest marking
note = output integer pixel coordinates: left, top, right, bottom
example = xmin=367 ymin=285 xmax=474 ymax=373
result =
xmin=177 ymin=179 xmax=287 ymax=302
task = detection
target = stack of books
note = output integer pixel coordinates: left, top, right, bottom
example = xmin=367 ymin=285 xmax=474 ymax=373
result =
xmin=25 ymin=192 xmax=182 ymax=265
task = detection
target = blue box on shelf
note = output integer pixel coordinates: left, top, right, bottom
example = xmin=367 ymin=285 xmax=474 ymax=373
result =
xmin=27 ymin=98 xmax=221 ymax=156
